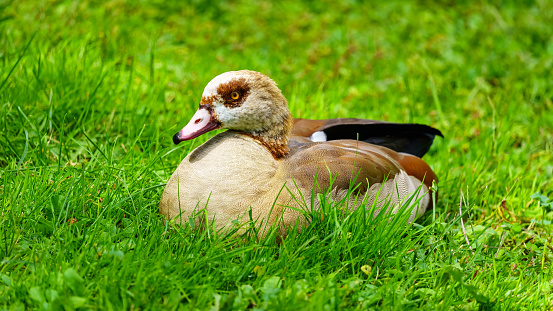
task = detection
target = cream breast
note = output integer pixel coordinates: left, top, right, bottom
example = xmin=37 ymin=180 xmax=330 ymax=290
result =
xmin=160 ymin=131 xmax=283 ymax=231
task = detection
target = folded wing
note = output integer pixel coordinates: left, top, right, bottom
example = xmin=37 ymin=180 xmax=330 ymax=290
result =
xmin=292 ymin=118 xmax=443 ymax=158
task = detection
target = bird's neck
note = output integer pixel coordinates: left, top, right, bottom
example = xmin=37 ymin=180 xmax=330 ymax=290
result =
xmin=239 ymin=110 xmax=293 ymax=159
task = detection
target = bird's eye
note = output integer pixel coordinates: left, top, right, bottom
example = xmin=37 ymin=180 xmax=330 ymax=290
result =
xmin=231 ymin=91 xmax=240 ymax=100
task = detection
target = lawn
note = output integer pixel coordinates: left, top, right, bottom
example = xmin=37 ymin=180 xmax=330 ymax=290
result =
xmin=1 ymin=0 xmax=552 ymax=309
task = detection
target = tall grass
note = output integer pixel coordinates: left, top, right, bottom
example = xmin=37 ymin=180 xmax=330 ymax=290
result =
xmin=1 ymin=0 xmax=552 ymax=309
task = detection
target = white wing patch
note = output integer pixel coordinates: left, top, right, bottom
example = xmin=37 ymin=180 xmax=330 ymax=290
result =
xmin=309 ymin=131 xmax=327 ymax=142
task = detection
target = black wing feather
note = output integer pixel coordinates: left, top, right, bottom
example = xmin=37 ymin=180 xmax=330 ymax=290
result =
xmin=321 ymin=123 xmax=443 ymax=158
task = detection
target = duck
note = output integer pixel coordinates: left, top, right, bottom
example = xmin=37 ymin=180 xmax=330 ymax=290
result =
xmin=159 ymin=70 xmax=442 ymax=235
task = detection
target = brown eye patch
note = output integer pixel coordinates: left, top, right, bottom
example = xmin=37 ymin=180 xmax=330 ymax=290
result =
xmin=217 ymin=77 xmax=251 ymax=108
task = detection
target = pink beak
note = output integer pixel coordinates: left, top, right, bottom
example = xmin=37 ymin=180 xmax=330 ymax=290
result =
xmin=173 ymin=108 xmax=220 ymax=144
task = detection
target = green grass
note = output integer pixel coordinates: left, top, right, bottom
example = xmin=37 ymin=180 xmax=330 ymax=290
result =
xmin=1 ymin=0 xmax=553 ymax=309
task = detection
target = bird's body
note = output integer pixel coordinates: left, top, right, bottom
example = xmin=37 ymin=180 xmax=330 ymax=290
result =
xmin=160 ymin=70 xmax=441 ymax=235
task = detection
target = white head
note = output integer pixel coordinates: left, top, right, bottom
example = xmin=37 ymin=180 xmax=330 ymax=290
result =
xmin=173 ymin=70 xmax=292 ymax=145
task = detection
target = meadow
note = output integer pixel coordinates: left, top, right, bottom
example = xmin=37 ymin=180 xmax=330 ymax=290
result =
xmin=1 ymin=0 xmax=552 ymax=309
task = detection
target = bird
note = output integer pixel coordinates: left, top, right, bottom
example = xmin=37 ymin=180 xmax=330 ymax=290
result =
xmin=159 ymin=70 xmax=442 ymax=236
